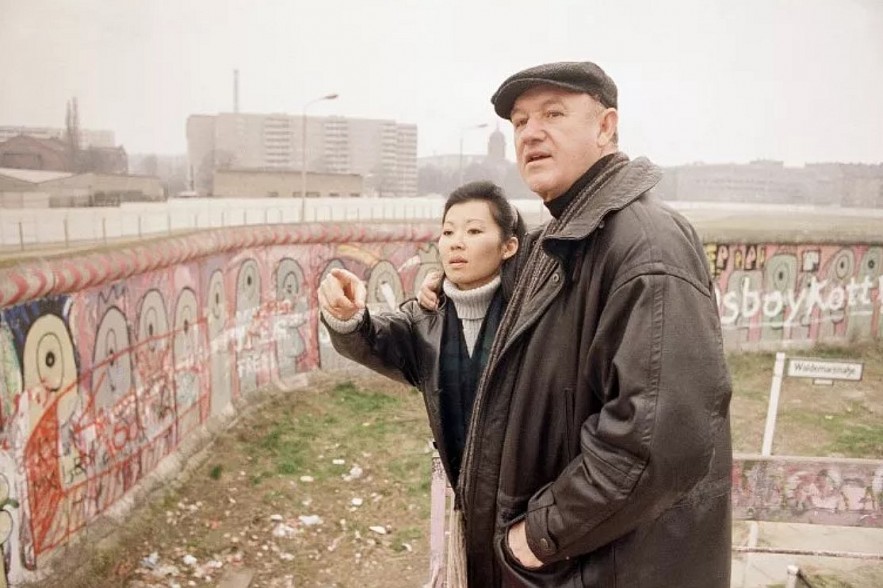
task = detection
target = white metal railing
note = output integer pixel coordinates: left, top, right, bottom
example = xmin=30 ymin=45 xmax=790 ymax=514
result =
xmin=3 ymin=197 xmax=880 ymax=253
xmin=0 ymin=197 xmax=553 ymax=253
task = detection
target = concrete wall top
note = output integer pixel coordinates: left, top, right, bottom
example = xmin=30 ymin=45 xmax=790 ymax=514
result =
xmin=0 ymin=223 xmax=439 ymax=310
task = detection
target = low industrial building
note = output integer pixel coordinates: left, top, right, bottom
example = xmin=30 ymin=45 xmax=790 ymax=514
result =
xmin=0 ymin=134 xmax=127 ymax=175
xmin=0 ymin=167 xmax=164 ymax=208
xmin=212 ymin=168 xmax=363 ymax=199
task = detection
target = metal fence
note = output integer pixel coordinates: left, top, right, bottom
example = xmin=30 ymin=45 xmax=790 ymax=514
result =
xmin=0 ymin=196 xmax=556 ymax=253
xmin=5 ymin=196 xmax=881 ymax=255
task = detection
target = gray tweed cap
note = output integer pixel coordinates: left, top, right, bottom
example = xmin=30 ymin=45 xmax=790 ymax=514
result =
xmin=491 ymin=61 xmax=618 ymax=119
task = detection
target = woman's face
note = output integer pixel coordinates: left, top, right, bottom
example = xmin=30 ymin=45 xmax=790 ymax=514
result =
xmin=439 ymin=200 xmax=517 ymax=290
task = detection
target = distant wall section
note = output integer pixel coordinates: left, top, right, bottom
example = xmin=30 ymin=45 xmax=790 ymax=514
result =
xmin=707 ymin=242 xmax=883 ymax=349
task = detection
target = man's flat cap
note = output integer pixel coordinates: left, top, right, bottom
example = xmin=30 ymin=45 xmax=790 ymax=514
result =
xmin=491 ymin=61 xmax=618 ymax=119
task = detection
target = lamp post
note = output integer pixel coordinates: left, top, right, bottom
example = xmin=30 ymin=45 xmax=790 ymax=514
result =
xmin=300 ymin=93 xmax=339 ymax=221
xmin=458 ymin=123 xmax=488 ymax=185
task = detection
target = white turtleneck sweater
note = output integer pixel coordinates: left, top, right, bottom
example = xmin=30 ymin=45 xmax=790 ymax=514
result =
xmin=442 ymin=275 xmax=500 ymax=356
xmin=321 ymin=275 xmax=501 ymax=356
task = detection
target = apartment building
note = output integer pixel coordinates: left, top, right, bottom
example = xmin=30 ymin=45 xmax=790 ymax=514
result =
xmin=187 ymin=113 xmax=417 ymax=198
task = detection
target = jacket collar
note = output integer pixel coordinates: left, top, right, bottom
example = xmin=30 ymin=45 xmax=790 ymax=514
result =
xmin=544 ymin=156 xmax=662 ymax=243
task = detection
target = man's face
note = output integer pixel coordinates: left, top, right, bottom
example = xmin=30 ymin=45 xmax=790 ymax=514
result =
xmin=511 ymin=85 xmax=612 ymax=202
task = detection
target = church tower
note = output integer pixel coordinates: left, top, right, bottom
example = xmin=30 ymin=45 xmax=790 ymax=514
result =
xmin=487 ymin=124 xmax=505 ymax=162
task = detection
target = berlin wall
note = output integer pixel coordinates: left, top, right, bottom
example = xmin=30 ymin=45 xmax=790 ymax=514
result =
xmin=0 ymin=225 xmax=881 ymax=586
xmin=0 ymin=224 xmax=440 ymax=586
xmin=707 ymin=242 xmax=883 ymax=348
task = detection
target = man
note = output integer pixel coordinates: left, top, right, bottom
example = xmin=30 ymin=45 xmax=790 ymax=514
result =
xmin=454 ymin=62 xmax=733 ymax=586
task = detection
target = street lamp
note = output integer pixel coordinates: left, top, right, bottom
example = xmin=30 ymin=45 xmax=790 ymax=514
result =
xmin=458 ymin=123 xmax=489 ymax=185
xmin=300 ymin=93 xmax=339 ymax=221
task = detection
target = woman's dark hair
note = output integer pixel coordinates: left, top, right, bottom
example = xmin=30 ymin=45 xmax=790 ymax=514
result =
xmin=441 ymin=180 xmax=527 ymax=300
xmin=442 ymin=181 xmax=524 ymax=242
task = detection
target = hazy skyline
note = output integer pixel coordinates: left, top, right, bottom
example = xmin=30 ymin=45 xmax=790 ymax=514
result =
xmin=1 ymin=0 xmax=881 ymax=166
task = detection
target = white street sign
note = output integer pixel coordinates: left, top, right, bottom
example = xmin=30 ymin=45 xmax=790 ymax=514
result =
xmin=786 ymin=358 xmax=863 ymax=382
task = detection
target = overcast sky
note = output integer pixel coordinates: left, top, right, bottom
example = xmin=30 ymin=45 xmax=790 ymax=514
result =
xmin=1 ymin=0 xmax=881 ymax=166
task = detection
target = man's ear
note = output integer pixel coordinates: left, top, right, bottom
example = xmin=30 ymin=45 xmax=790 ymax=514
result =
xmin=598 ymin=108 xmax=618 ymax=148
xmin=502 ymin=236 xmax=519 ymax=260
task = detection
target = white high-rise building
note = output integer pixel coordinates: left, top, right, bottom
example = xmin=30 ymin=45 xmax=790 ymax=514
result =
xmin=187 ymin=112 xmax=417 ymax=197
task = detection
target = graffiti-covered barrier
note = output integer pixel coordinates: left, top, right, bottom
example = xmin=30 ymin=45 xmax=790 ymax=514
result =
xmin=732 ymin=454 xmax=883 ymax=529
xmin=0 ymin=226 xmax=881 ymax=586
xmin=0 ymin=223 xmax=442 ymax=586
xmin=707 ymin=242 xmax=883 ymax=349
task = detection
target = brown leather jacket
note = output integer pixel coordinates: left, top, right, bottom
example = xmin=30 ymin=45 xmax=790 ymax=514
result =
xmin=458 ymin=157 xmax=733 ymax=587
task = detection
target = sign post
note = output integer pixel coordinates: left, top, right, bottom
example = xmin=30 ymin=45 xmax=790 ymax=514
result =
xmin=760 ymin=352 xmax=787 ymax=456
xmin=761 ymin=354 xmax=864 ymax=456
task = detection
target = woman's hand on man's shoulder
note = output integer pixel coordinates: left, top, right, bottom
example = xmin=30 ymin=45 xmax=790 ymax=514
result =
xmin=417 ymin=270 xmax=443 ymax=311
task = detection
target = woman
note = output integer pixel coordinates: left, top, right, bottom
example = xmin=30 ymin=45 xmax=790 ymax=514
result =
xmin=317 ymin=180 xmax=524 ymax=490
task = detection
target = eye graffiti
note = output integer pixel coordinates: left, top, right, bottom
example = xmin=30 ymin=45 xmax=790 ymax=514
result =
xmin=236 ymin=260 xmax=261 ymax=313
xmin=173 ymin=289 xmax=199 ymax=363
xmin=36 ymin=333 xmax=63 ymax=393
xmin=137 ymin=291 xmax=169 ymax=357
xmin=205 ymin=270 xmax=231 ymax=415
xmin=93 ymin=307 xmax=133 ymax=411
xmin=22 ymin=314 xmax=79 ymax=429
xmin=235 ymin=259 xmax=262 ymax=394
xmin=848 ymin=247 xmax=883 ymax=340
xmin=274 ymin=259 xmax=308 ymax=381
xmin=134 ymin=290 xmax=173 ymax=449
xmin=173 ymin=288 xmax=201 ymax=435
xmin=818 ymin=249 xmax=856 ymax=338
xmin=761 ymin=254 xmax=798 ymax=340
xmin=858 ymin=247 xmax=882 ymax=282
xmin=830 ymin=248 xmax=855 ymax=282
xmin=206 ymin=270 xmax=226 ymax=338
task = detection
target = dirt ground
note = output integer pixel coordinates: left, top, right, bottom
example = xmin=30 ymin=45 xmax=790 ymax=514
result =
xmin=23 ymin=343 xmax=883 ymax=588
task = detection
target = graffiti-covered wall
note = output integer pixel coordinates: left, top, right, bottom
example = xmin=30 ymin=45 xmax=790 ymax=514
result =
xmin=0 ymin=224 xmax=440 ymax=586
xmin=708 ymin=242 xmax=883 ymax=349
xmin=0 ymin=228 xmax=881 ymax=586
xmin=732 ymin=455 xmax=883 ymax=527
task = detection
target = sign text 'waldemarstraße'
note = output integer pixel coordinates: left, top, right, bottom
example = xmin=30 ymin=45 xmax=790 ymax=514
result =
xmin=786 ymin=359 xmax=864 ymax=381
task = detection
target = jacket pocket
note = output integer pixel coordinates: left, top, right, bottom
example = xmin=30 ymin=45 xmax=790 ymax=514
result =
xmin=495 ymin=513 xmax=581 ymax=587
